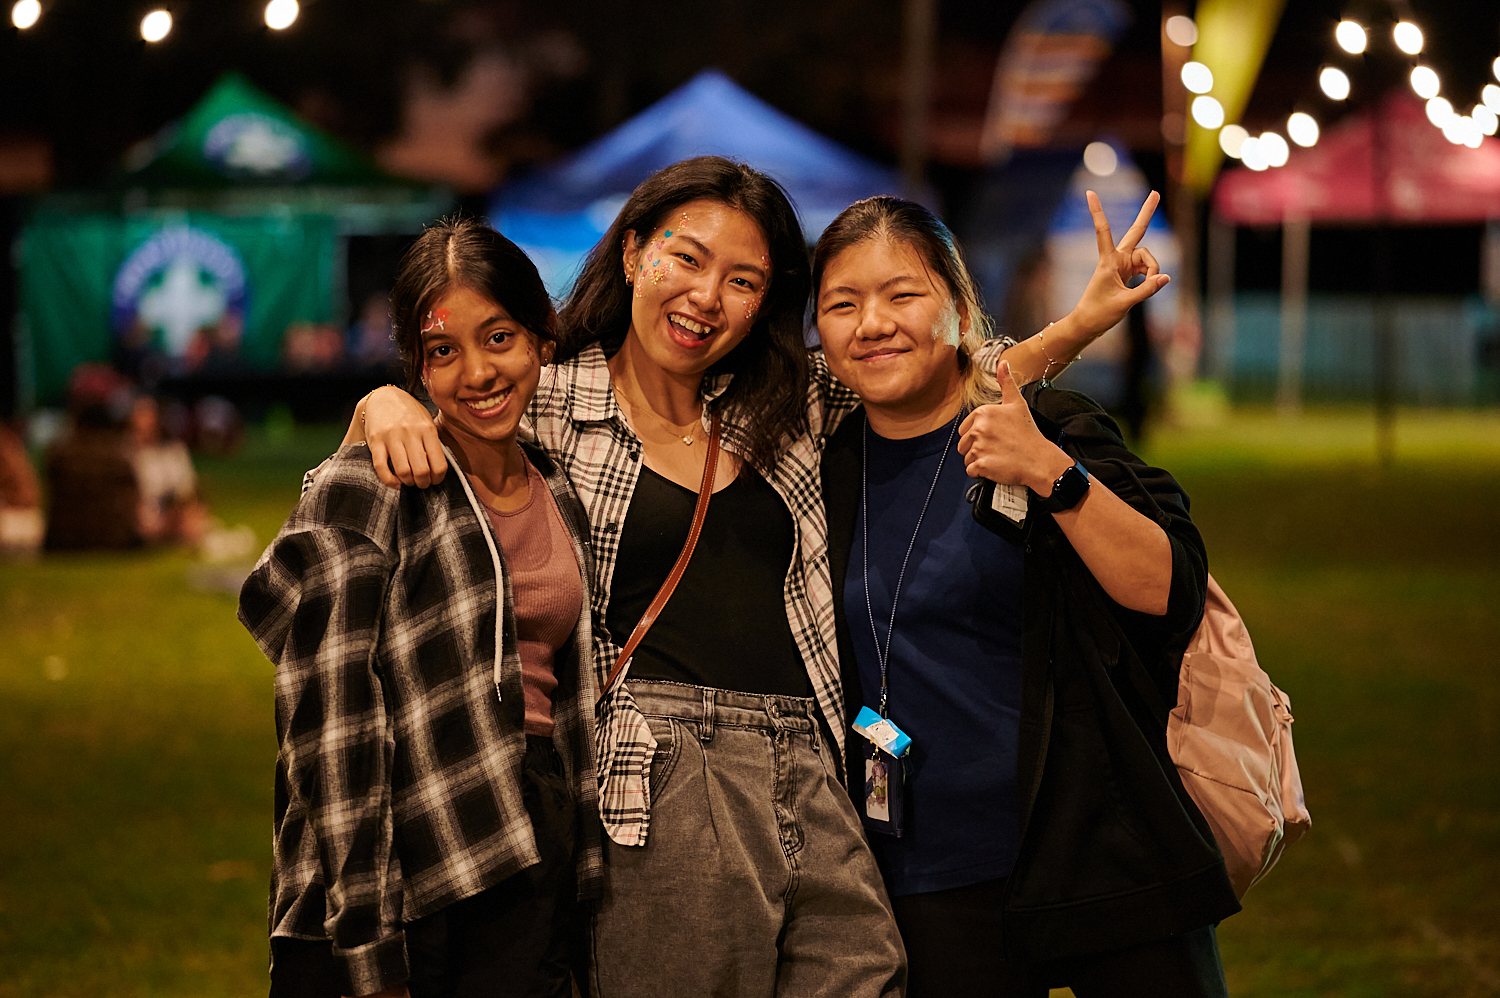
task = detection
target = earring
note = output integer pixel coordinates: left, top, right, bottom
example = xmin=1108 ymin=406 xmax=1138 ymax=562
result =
xmin=625 ymin=273 xmax=633 ymax=285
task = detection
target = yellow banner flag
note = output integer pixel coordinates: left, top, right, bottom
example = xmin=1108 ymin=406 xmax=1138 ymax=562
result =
xmin=1183 ymin=0 xmax=1288 ymax=194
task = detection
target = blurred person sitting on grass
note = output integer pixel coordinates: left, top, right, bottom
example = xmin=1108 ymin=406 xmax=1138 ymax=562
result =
xmin=239 ymin=220 xmax=602 ymax=998
xmin=0 ymin=417 xmax=43 ymax=556
xmin=128 ymin=394 xmax=208 ymax=546
xmin=44 ymin=364 xmax=145 ymax=551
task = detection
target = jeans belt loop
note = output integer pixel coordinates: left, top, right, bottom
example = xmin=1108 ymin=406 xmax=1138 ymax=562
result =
xmin=700 ymin=688 xmax=716 ymax=742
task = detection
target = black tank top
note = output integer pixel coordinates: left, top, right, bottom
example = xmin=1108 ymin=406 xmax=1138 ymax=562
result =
xmin=606 ymin=465 xmax=812 ymax=697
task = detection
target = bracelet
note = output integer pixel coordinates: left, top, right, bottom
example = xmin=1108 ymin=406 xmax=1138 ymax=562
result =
xmin=359 ymin=385 xmax=397 ymax=427
xmin=1037 ymin=323 xmax=1077 ymax=386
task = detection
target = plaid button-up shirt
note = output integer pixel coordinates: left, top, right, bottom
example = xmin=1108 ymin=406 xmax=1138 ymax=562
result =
xmin=239 ymin=442 xmax=602 ymax=994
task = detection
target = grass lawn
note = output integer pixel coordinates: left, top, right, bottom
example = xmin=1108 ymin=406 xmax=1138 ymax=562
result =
xmin=1 ymin=407 xmax=1497 ymax=996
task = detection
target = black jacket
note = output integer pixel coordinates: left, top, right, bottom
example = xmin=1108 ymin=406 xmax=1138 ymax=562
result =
xmin=822 ymin=384 xmax=1240 ymax=962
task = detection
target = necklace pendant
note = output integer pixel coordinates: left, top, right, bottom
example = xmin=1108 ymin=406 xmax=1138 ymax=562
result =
xmin=681 ymin=435 xmax=694 ymax=446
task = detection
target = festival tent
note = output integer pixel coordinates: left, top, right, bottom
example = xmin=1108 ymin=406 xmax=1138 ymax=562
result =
xmin=20 ymin=73 xmax=449 ymax=406
xmin=489 ymin=69 xmax=906 ymax=295
xmin=1205 ymin=91 xmax=1500 ymax=405
xmin=1212 ymin=90 xmax=1500 ymax=225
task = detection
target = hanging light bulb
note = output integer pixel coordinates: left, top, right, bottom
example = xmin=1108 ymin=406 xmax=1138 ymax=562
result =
xmin=1219 ymin=124 xmax=1249 ymax=158
xmin=11 ymin=0 xmax=40 ymax=29
xmin=1426 ymin=96 xmax=1456 ymax=128
xmin=1335 ymin=20 xmax=1367 ymax=54
xmin=1320 ymin=67 xmax=1351 ymax=101
xmin=1287 ymin=112 xmax=1320 ymax=148
xmin=1240 ymin=137 xmax=1269 ymax=171
xmin=1410 ymin=66 xmax=1441 ymax=100
xmin=1259 ymin=132 xmax=1290 ymax=167
xmin=1191 ymin=95 xmax=1225 ymax=129
xmin=140 ymin=8 xmax=171 ymax=41
xmin=1472 ymin=104 xmax=1499 ymax=137
xmin=1165 ymin=15 xmax=1197 ymax=47
xmin=1393 ymin=21 xmax=1423 ymax=55
xmin=1083 ymin=141 xmax=1118 ymax=177
xmin=264 ymin=0 xmax=298 ymax=29
xmin=1181 ymin=61 xmax=1214 ymax=94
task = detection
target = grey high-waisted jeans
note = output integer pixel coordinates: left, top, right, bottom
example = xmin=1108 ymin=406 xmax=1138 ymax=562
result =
xmin=591 ymin=680 xmax=906 ymax=998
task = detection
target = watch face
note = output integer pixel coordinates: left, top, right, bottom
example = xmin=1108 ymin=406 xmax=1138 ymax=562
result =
xmin=1037 ymin=462 xmax=1089 ymax=513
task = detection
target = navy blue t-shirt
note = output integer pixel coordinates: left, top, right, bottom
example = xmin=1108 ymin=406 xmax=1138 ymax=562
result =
xmin=846 ymin=414 xmax=1026 ymax=896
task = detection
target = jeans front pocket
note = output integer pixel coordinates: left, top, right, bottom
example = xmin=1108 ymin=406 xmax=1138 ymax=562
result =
xmin=644 ymin=715 xmax=682 ymax=806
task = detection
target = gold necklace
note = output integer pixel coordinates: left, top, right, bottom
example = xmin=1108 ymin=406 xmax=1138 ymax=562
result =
xmin=613 ymin=384 xmax=701 ymax=446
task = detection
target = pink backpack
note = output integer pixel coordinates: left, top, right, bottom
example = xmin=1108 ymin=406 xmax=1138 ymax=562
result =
xmin=1171 ymin=575 xmax=1311 ymax=898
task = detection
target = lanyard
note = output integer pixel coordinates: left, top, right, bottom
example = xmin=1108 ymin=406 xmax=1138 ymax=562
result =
xmin=861 ymin=410 xmax=962 ymax=717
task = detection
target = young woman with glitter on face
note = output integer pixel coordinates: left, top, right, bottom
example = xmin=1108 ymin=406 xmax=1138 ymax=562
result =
xmin=814 ymin=196 xmax=1238 ymax=998
xmin=240 ymin=221 xmax=602 ymax=998
xmin=345 ymin=157 xmax=1159 ymax=997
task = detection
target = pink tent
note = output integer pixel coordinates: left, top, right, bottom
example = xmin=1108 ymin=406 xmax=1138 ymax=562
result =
xmin=1212 ymin=91 xmax=1500 ymax=224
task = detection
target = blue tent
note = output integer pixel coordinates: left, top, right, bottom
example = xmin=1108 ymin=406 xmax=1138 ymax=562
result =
xmin=489 ymin=69 xmax=905 ymax=296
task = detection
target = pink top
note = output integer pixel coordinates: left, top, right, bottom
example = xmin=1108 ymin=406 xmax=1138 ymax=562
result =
xmin=479 ymin=457 xmax=584 ymax=738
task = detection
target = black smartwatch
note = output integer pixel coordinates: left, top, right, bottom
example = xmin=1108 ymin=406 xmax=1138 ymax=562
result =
xmin=1029 ymin=461 xmax=1090 ymax=514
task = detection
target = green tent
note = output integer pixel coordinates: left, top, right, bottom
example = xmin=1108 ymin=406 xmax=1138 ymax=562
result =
xmin=19 ymin=73 xmax=449 ymax=406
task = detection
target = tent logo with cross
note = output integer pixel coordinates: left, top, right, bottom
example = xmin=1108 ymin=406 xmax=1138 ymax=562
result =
xmin=202 ymin=112 xmax=312 ymax=180
xmin=111 ymin=225 xmax=249 ymax=369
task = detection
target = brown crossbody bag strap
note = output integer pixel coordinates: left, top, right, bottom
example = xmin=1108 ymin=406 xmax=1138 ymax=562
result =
xmin=596 ymin=409 xmax=722 ymax=709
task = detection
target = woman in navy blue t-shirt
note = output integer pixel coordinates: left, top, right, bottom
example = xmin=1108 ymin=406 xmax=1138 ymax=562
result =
xmin=814 ymin=196 xmax=1238 ymax=998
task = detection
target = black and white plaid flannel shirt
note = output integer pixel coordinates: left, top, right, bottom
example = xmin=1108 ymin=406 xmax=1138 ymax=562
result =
xmin=238 ymin=441 xmax=602 ymax=994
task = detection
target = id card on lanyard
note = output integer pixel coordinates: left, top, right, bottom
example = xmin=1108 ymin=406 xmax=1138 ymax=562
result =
xmin=855 ymin=706 xmax=911 ymax=836
xmin=854 ymin=412 xmax=960 ymax=838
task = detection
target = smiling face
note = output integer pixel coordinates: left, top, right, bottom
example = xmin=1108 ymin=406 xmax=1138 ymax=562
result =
xmin=816 ymin=236 xmax=967 ymax=430
xmin=420 ymin=285 xmax=553 ymax=457
xmin=620 ymin=198 xmax=771 ymax=379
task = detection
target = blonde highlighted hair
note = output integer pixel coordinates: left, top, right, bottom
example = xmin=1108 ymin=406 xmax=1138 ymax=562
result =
xmin=812 ymin=196 xmax=1003 ymax=410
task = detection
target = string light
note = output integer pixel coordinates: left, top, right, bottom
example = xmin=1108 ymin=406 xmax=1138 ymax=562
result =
xmin=1259 ymin=131 xmax=1290 ymax=167
xmin=1083 ymin=142 xmax=1118 ymax=177
xmin=140 ymin=9 xmax=171 ymax=42
xmin=1483 ymin=85 xmax=1500 ymax=114
xmin=1219 ymin=124 xmax=1249 ymax=158
xmin=1181 ymin=61 xmax=1214 ymax=94
xmin=264 ymin=0 xmax=297 ymax=30
xmin=1287 ymin=112 xmax=1320 ymax=147
xmin=1426 ymin=96 xmax=1455 ymax=127
xmin=1335 ymin=20 xmax=1367 ymax=54
xmin=10 ymin=0 xmax=39 ymax=29
xmin=1191 ymin=95 xmax=1225 ymax=129
xmin=1165 ymin=15 xmax=1198 ymax=47
xmin=1320 ymin=67 xmax=1351 ymax=101
xmin=1473 ymin=104 xmax=1499 ymax=137
xmin=1240 ymin=137 xmax=1269 ymax=171
xmin=1410 ymin=66 xmax=1440 ymax=100
xmin=1393 ymin=21 xmax=1424 ymax=56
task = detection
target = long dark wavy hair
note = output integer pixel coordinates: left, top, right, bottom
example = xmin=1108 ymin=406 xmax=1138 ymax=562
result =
xmin=389 ymin=217 xmax=558 ymax=395
xmin=558 ymin=156 xmax=812 ymax=473
xmin=813 ymin=195 xmax=1000 ymax=409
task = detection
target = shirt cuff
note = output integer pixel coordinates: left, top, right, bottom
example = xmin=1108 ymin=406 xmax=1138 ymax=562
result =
xmin=335 ymin=930 xmax=409 ymax=996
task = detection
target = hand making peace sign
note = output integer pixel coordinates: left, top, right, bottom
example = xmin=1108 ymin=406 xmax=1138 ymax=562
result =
xmin=1070 ymin=189 xmax=1169 ymax=336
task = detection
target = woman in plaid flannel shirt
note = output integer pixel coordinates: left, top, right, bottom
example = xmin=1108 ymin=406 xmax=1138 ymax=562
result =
xmin=243 ymin=222 xmax=605 ymax=998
